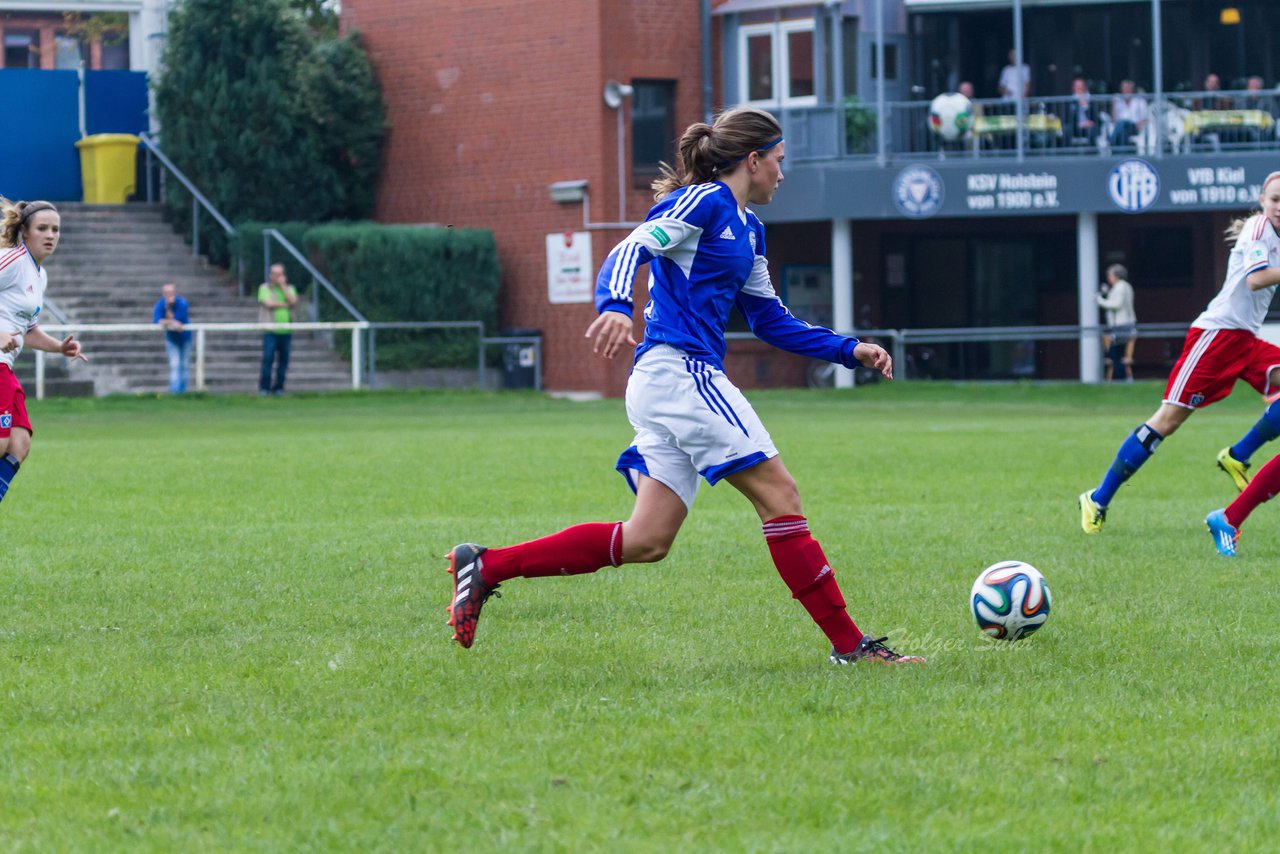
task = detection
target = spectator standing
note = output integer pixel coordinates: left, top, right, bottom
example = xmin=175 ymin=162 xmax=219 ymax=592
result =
xmin=1096 ymin=264 xmax=1137 ymax=382
xmin=153 ymin=282 xmax=192 ymax=393
xmin=258 ymin=263 xmax=298 ymax=396
xmin=997 ymin=49 xmax=1030 ymax=102
xmin=1110 ymin=80 xmax=1148 ymax=149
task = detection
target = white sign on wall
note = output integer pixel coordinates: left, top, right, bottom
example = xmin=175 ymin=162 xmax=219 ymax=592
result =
xmin=546 ymin=231 xmax=594 ymax=304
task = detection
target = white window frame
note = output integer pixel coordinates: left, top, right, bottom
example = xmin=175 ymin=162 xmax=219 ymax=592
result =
xmin=738 ymin=19 xmax=818 ymax=109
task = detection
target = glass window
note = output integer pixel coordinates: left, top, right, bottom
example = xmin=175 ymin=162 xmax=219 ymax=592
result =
xmin=739 ymin=21 xmax=817 ymax=107
xmin=4 ymin=31 xmax=40 ymax=69
xmin=841 ymin=17 xmax=859 ymax=97
xmin=744 ymin=28 xmax=774 ymax=103
xmin=632 ymin=79 xmax=676 ymax=186
xmin=870 ymin=44 xmax=898 ymax=81
xmin=54 ymin=35 xmax=88 ymax=70
xmin=786 ymin=26 xmax=815 ymax=99
xmin=100 ymin=34 xmax=130 ymax=70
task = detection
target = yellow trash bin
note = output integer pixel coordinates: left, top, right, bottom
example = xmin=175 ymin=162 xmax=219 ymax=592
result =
xmin=75 ymin=133 xmax=141 ymax=204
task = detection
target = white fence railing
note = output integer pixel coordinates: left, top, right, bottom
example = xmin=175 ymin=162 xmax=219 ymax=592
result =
xmin=33 ymin=322 xmax=367 ymax=399
xmin=29 ymin=321 xmax=546 ymax=400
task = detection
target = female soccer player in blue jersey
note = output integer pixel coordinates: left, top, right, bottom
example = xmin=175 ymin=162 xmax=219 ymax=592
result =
xmin=0 ymin=199 xmax=88 ymax=508
xmin=445 ymin=107 xmax=923 ymax=665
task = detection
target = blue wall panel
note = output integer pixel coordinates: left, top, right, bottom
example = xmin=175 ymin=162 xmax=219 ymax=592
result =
xmin=85 ymin=70 xmax=149 ymax=135
xmin=0 ymin=70 xmax=81 ymax=201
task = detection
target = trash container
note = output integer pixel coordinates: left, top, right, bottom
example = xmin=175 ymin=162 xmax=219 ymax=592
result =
xmin=75 ymin=133 xmax=141 ymax=204
xmin=500 ymin=328 xmax=541 ymax=389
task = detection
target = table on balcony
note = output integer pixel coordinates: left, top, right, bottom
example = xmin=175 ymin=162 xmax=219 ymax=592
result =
xmin=971 ymin=113 xmax=1063 ymax=150
xmin=1184 ymin=109 xmax=1275 ymax=144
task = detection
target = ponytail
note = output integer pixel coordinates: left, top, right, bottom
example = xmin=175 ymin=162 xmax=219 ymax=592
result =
xmin=652 ymin=107 xmax=783 ymax=201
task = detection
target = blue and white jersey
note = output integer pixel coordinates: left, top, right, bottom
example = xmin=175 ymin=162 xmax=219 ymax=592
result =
xmin=595 ymin=181 xmax=858 ymax=370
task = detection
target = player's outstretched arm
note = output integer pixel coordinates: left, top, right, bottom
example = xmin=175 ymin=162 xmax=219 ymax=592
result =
xmin=23 ymin=327 xmax=89 ymax=362
xmin=853 ymin=341 xmax=893 ymax=380
xmin=585 ymin=310 xmax=637 ymax=360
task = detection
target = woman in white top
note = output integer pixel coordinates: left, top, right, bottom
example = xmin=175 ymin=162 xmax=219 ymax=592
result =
xmin=1079 ymin=172 xmax=1280 ymax=533
xmin=0 ymin=199 xmax=87 ymax=508
xmin=1096 ymin=263 xmax=1137 ymax=381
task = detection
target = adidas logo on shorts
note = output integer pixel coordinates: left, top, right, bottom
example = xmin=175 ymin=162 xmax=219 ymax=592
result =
xmin=719 ymin=226 xmax=735 ymax=240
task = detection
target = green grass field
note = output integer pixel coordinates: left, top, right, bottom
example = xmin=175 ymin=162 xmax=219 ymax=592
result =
xmin=2 ymin=384 xmax=1277 ymax=851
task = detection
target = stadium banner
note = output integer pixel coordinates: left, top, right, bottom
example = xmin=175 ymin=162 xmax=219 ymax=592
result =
xmin=760 ymin=153 xmax=1280 ymax=223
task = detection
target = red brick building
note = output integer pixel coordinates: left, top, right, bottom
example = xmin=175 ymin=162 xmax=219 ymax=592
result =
xmin=342 ymin=0 xmax=730 ymax=395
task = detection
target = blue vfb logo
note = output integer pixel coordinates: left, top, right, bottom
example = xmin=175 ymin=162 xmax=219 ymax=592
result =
xmin=1108 ymin=159 xmax=1160 ymax=212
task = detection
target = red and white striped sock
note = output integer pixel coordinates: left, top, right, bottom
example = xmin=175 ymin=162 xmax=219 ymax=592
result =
xmin=479 ymin=522 xmax=624 ymax=585
xmin=763 ymin=514 xmax=863 ymax=655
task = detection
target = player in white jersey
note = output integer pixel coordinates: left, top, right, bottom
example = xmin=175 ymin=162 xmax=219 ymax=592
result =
xmin=1078 ymin=172 xmax=1280 ymax=533
xmin=0 ymin=199 xmax=88 ymax=508
xmin=442 ymin=107 xmax=923 ymax=666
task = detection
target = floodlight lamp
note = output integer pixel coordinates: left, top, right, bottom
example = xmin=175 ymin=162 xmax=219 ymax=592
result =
xmin=1220 ymin=7 xmax=1241 ymax=25
xmin=603 ymin=80 xmax=634 ymax=109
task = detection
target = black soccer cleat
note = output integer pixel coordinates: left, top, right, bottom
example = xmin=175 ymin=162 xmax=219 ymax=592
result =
xmin=829 ymin=634 xmax=926 ymax=666
xmin=445 ymin=543 xmax=500 ymax=648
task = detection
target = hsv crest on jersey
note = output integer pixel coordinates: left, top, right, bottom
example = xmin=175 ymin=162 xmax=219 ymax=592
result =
xmin=0 ymin=414 xmax=10 ymax=429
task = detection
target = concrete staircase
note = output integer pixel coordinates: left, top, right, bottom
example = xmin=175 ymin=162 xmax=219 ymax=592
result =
xmin=23 ymin=203 xmax=354 ymax=396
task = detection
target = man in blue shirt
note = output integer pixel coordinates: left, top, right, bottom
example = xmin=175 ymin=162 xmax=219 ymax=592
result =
xmin=153 ymin=282 xmax=192 ymax=393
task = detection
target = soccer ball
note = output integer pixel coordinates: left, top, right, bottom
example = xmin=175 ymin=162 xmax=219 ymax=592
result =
xmin=970 ymin=560 xmax=1051 ymax=641
xmin=929 ymin=92 xmax=973 ymax=141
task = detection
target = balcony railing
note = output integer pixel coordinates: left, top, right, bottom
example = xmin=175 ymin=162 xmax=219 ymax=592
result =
xmin=782 ymin=89 xmax=1280 ymax=164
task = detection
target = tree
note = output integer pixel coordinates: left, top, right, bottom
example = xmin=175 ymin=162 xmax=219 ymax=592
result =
xmin=287 ymin=0 xmax=340 ymax=37
xmin=154 ymin=0 xmax=385 ymax=259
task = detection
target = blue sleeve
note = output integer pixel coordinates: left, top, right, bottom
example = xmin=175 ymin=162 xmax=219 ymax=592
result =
xmin=594 ymin=241 xmax=656 ymax=317
xmin=736 ymin=292 xmax=861 ymax=367
xmin=176 ymin=297 xmax=191 ymax=324
xmin=152 ymin=299 xmax=164 ymax=323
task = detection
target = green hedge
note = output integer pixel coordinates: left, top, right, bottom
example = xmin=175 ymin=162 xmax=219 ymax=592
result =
xmin=232 ymin=222 xmax=500 ymax=369
xmin=233 ymin=221 xmax=341 ymax=294
xmin=304 ymin=224 xmax=500 ymax=369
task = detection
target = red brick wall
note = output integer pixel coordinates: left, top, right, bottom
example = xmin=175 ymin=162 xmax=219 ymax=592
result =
xmin=344 ymin=0 xmax=705 ymax=395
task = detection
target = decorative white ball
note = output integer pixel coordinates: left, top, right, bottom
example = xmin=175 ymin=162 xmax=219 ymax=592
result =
xmin=970 ymin=560 xmax=1051 ymax=641
xmin=929 ymin=92 xmax=974 ymax=141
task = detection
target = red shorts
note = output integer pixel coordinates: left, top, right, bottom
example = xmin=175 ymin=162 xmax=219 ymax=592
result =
xmin=0 ymin=365 xmax=32 ymax=438
xmin=1163 ymin=327 xmax=1280 ymax=409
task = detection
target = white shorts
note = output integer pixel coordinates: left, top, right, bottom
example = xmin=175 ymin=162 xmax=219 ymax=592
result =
xmin=615 ymin=345 xmax=778 ymax=510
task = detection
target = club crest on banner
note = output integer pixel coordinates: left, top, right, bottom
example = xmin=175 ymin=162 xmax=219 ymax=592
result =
xmin=893 ymin=165 xmax=944 ymax=219
xmin=1108 ymin=159 xmax=1160 ymax=212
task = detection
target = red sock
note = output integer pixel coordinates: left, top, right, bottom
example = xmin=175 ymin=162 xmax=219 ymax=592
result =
xmin=479 ymin=522 xmax=623 ymax=585
xmin=763 ymin=515 xmax=863 ymax=655
xmin=1226 ymin=454 xmax=1280 ymax=528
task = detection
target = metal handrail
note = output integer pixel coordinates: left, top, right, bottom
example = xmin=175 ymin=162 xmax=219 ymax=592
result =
xmin=41 ymin=296 xmax=69 ymax=324
xmin=138 ymin=132 xmax=243 ymax=291
xmin=262 ymin=229 xmax=367 ymax=323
